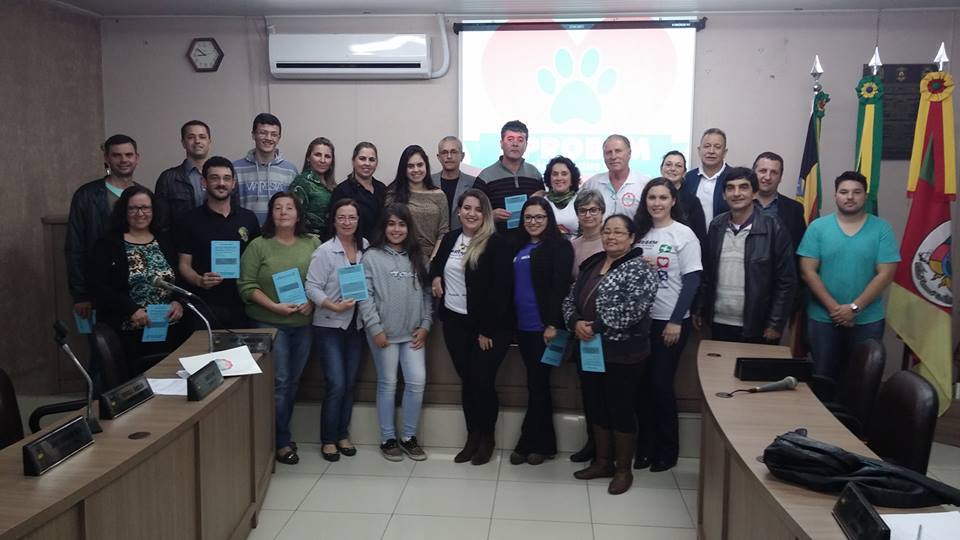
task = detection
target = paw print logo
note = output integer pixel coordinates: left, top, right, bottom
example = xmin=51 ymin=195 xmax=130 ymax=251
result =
xmin=537 ymin=48 xmax=617 ymax=124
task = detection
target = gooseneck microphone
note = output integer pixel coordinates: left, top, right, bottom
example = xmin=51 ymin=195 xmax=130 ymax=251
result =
xmin=53 ymin=321 xmax=102 ymax=434
xmin=150 ymin=276 xmax=198 ymax=300
xmin=748 ymin=376 xmax=799 ymax=394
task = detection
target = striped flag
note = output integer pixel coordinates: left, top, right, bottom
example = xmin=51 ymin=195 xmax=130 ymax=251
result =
xmin=887 ymin=71 xmax=955 ymax=415
xmin=855 ymin=75 xmax=884 ymax=215
xmin=796 ymin=91 xmax=830 ymax=224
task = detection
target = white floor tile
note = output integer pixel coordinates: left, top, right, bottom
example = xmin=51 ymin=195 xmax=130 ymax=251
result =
xmin=489 ymin=519 xmax=593 ymax=540
xmin=930 ymin=442 xmax=960 ymax=469
xmin=275 ymin=511 xmax=390 ymax=540
xmin=410 ymin=448 xmax=502 ymax=481
xmin=246 ymin=509 xmax=292 ymax=540
xmin=299 ymin=475 xmax=407 ymax=513
xmin=383 ymin=514 xmax=490 ymax=540
xmin=929 ymin=467 xmax=960 ymax=489
xmin=395 ymin=477 xmax=497 ymax=518
xmin=418 ymin=405 xmax=470 ymax=448
xmin=493 ymin=481 xmax=590 ymax=523
xmin=680 ymin=489 xmax=698 ymax=524
xmin=261 ymin=474 xmax=321 ymax=511
xmin=594 ymin=524 xmax=697 ymax=540
xmin=587 ymin=467 xmax=678 ymax=490
xmin=322 ymin=444 xmax=416 ymax=477
xmin=589 ymin=486 xmax=693 ymax=528
xmin=672 ymin=458 xmax=700 ymax=490
xmin=497 ymin=452 xmax=584 ymax=484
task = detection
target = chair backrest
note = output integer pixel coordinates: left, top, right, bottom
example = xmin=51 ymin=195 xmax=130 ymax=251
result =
xmin=839 ymin=338 xmax=886 ymax=427
xmin=92 ymin=323 xmax=130 ymax=391
xmin=0 ymin=367 xmax=24 ymax=450
xmin=867 ymin=370 xmax=939 ymax=474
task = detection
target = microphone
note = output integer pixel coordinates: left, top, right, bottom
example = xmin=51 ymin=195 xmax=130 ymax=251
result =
xmin=748 ymin=376 xmax=798 ymax=394
xmin=151 ymin=276 xmax=197 ymax=300
xmin=52 ymin=321 xmax=102 ymax=434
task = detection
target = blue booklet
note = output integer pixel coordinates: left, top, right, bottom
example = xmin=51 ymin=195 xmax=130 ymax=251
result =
xmin=504 ymin=194 xmax=528 ymax=230
xmin=73 ymin=310 xmax=96 ymax=335
xmin=272 ymin=268 xmax=308 ymax=305
xmin=580 ymin=334 xmax=605 ymax=373
xmin=142 ymin=304 xmax=170 ymax=342
xmin=540 ymin=330 xmax=569 ymax=366
xmin=337 ymin=263 xmax=368 ymax=301
xmin=210 ymin=240 xmax=240 ymax=279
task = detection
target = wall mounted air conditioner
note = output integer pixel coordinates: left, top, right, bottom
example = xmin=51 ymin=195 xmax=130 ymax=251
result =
xmin=269 ymin=33 xmax=433 ymax=80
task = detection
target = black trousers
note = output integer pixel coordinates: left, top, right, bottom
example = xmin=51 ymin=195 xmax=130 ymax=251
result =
xmin=637 ymin=319 xmax=691 ymax=464
xmin=580 ymin=361 xmax=644 ymax=434
xmin=514 ymin=330 xmax=557 ymax=455
xmin=441 ymin=309 xmax=511 ymax=434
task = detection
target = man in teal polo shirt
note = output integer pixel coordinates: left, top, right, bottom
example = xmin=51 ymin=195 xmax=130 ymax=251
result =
xmin=798 ymin=171 xmax=900 ymax=379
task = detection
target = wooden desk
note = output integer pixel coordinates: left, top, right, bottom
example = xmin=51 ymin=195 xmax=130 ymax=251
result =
xmin=0 ymin=330 xmax=275 ymax=540
xmin=697 ymin=340 xmax=939 ymax=539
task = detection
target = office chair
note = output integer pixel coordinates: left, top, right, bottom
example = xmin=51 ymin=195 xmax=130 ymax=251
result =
xmin=0 ymin=367 xmax=24 ymax=450
xmin=866 ymin=370 xmax=939 ymax=474
xmin=818 ymin=339 xmax=886 ymax=438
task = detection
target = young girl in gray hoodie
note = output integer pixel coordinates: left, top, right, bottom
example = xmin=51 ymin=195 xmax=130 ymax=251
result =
xmin=359 ymin=204 xmax=434 ymax=461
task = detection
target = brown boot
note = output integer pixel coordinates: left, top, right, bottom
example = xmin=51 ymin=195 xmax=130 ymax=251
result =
xmin=608 ymin=431 xmax=635 ymax=495
xmin=454 ymin=431 xmax=480 ymax=463
xmin=574 ymin=426 xmax=614 ymax=480
xmin=471 ymin=430 xmax=496 ymax=465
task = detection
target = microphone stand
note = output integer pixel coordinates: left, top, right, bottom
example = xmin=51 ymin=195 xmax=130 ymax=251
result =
xmin=53 ymin=322 xmax=102 ymax=434
xmin=182 ymin=300 xmax=214 ymax=353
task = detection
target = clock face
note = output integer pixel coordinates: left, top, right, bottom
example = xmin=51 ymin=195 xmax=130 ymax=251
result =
xmin=187 ymin=38 xmax=223 ymax=72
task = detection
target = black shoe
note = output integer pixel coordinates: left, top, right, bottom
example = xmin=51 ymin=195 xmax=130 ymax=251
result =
xmin=380 ymin=439 xmax=404 ymax=462
xmin=649 ymin=460 xmax=677 ymax=472
xmin=570 ymin=439 xmax=595 ymax=463
xmin=633 ymin=456 xmax=651 ymax=470
xmin=455 ymin=432 xmax=480 ymax=463
xmin=527 ymin=453 xmax=553 ymax=466
xmin=321 ymin=445 xmax=341 ymax=462
xmin=338 ymin=442 xmax=357 ymax=457
xmin=471 ymin=432 xmax=495 ymax=466
xmin=276 ymin=448 xmax=299 ymax=465
xmin=509 ymin=451 xmax=527 ymax=465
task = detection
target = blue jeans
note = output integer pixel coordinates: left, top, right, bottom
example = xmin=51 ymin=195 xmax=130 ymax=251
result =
xmin=257 ymin=322 xmax=312 ymax=450
xmin=315 ymin=325 xmax=363 ymax=444
xmin=807 ymin=318 xmax=885 ymax=381
xmin=368 ymin=337 xmax=426 ymax=441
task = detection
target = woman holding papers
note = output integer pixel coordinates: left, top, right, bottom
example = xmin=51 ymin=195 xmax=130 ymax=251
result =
xmin=290 ymin=137 xmax=337 ymax=240
xmin=633 ymin=178 xmax=702 ymax=473
xmin=561 ymin=214 xmax=657 ymax=494
xmin=238 ymin=191 xmax=320 ymax=466
xmin=508 ymin=197 xmax=573 ymax=466
xmin=90 ymin=185 xmax=188 ymax=373
xmin=306 ymin=198 xmax=369 ymax=462
xmin=430 ymin=189 xmax=513 ymax=466
xmin=358 ymin=204 xmax=433 ymax=461
xmin=543 ymin=155 xmax=581 ymax=239
xmin=385 ymin=145 xmax=449 ymax=260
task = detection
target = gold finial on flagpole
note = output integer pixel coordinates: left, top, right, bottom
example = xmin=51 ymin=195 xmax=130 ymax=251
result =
xmin=810 ymin=55 xmax=824 ymax=92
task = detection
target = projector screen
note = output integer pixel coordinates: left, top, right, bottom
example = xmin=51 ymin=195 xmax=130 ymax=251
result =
xmin=459 ymin=20 xmax=697 ymax=179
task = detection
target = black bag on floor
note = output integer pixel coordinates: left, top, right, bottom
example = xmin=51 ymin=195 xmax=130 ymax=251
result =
xmin=762 ymin=429 xmax=960 ymax=508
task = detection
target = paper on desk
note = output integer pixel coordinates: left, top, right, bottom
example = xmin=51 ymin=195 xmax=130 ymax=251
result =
xmin=179 ymin=345 xmax=262 ymax=377
xmin=147 ymin=378 xmax=188 ymax=396
xmin=881 ymin=511 xmax=960 ymax=540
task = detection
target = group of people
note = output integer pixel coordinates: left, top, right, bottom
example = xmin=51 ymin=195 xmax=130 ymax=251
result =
xmin=65 ymin=114 xmax=900 ymax=497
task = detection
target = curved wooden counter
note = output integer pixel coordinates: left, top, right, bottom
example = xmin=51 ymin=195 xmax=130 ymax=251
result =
xmin=697 ymin=339 xmax=940 ymax=540
xmin=0 ymin=330 xmax=275 ymax=540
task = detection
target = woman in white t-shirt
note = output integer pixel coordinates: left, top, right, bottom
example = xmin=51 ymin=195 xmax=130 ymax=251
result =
xmin=633 ymin=178 xmax=702 ymax=472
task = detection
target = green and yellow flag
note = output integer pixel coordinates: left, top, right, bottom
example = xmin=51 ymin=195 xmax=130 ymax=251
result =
xmin=855 ymin=75 xmax=884 ymax=214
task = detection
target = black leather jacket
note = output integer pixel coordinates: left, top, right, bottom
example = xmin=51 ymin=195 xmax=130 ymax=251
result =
xmin=65 ymin=177 xmax=113 ymax=303
xmin=697 ymin=210 xmax=797 ymax=336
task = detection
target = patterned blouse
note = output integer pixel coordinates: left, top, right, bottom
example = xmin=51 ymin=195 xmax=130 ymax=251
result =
xmin=122 ymin=239 xmax=175 ymax=330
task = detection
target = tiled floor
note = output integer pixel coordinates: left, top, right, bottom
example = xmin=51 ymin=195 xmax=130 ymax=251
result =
xmin=249 ymin=442 xmax=960 ymax=540
xmin=248 ymin=446 xmax=700 ymax=540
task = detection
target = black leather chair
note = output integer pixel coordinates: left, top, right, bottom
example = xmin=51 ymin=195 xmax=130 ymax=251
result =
xmin=866 ymin=370 xmax=939 ymax=474
xmin=816 ymin=339 xmax=886 ymax=438
xmin=0 ymin=367 xmax=24 ymax=450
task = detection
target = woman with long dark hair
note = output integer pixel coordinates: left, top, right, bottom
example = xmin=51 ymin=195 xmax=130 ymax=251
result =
xmin=358 ymin=203 xmax=433 ymax=461
xmin=633 ymin=178 xmax=702 ymax=472
xmin=429 ymin=189 xmax=513 ymax=465
xmin=508 ymin=196 xmax=573 ymax=465
xmin=386 ymin=145 xmax=449 ymax=259
xmin=660 ymin=150 xmax=706 ymax=245
xmin=238 ymin=191 xmax=320 ymax=465
xmin=543 ymin=155 xmax=581 ymax=238
xmin=290 ymin=137 xmax=336 ymax=240
xmin=330 ymin=142 xmax=385 ymax=240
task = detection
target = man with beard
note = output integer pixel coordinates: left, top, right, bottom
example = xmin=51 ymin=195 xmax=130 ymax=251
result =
xmin=175 ymin=156 xmax=261 ymax=329
xmin=681 ymin=128 xmax=731 ymax=224
xmin=155 ymin=120 xmax=212 ymax=231
xmin=432 ymin=135 xmax=476 ymax=230
xmin=798 ymin=171 xmax=899 ymax=380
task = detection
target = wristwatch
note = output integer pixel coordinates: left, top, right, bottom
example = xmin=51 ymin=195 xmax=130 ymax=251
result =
xmin=849 ymin=303 xmax=860 ymax=313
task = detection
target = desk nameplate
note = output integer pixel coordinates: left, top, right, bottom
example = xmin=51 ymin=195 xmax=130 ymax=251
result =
xmin=22 ymin=416 xmax=94 ymax=476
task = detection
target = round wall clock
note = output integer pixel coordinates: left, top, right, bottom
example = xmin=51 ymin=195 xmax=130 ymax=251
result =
xmin=187 ymin=37 xmax=224 ymax=73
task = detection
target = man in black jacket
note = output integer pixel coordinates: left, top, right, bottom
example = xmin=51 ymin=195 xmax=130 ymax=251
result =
xmin=155 ymin=120 xmax=212 ymax=231
xmin=753 ymin=151 xmax=806 ymax=253
xmin=695 ymin=167 xmax=797 ymax=343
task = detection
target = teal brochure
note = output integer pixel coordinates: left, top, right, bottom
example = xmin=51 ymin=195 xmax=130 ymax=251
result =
xmin=210 ymin=240 xmax=240 ymax=279
xmin=142 ymin=304 xmax=170 ymax=342
xmin=272 ymin=268 xmax=308 ymax=305
xmin=504 ymin=194 xmax=528 ymax=230
xmin=580 ymin=334 xmax=605 ymax=373
xmin=540 ymin=330 xmax=570 ymax=366
xmin=337 ymin=263 xmax=368 ymax=301
xmin=73 ymin=310 xmax=96 ymax=334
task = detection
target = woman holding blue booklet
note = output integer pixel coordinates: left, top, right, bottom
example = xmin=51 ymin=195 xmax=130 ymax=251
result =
xmin=305 ymin=198 xmax=368 ymax=462
xmin=508 ymin=197 xmax=573 ymax=466
xmin=561 ymin=214 xmax=657 ymax=495
xmin=238 ymin=191 xmax=320 ymax=466
xmin=358 ymin=204 xmax=433 ymax=462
